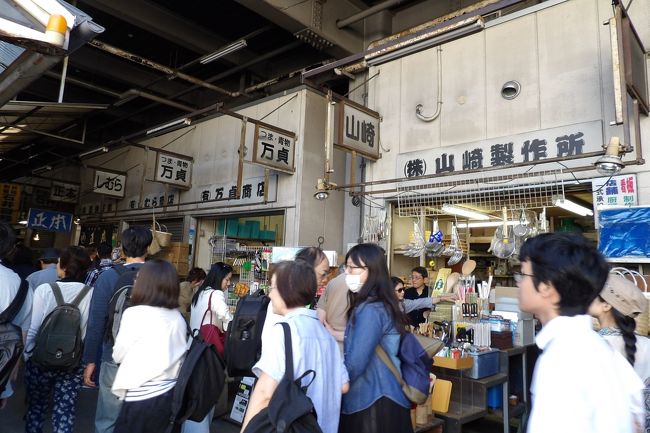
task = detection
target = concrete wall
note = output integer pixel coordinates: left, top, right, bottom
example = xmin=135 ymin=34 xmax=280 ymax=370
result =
xmin=365 ymin=0 xmax=650 ymax=202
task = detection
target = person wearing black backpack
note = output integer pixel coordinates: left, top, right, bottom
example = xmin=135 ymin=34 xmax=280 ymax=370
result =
xmin=0 ymin=221 xmax=33 ymax=409
xmin=111 ymin=260 xmax=187 ymax=433
xmin=23 ymin=246 xmax=92 ymax=433
xmin=339 ymin=244 xmax=413 ymax=433
xmin=241 ymin=260 xmax=349 ymax=433
xmin=82 ymin=226 xmax=152 ymax=433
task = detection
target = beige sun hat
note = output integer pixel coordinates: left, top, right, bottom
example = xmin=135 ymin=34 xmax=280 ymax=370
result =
xmin=600 ymin=274 xmax=648 ymax=318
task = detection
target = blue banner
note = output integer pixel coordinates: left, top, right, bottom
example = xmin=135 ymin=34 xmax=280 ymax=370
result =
xmin=27 ymin=208 xmax=73 ymax=233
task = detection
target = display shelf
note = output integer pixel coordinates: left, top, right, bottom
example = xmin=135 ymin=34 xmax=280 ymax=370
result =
xmin=486 ymin=402 xmax=526 ymax=421
xmin=433 ymin=401 xmax=486 ymax=423
xmin=471 ymin=373 xmax=508 ymax=388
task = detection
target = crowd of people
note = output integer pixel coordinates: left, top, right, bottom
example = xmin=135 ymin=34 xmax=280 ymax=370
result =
xmin=1 ymin=219 xmax=648 ymax=433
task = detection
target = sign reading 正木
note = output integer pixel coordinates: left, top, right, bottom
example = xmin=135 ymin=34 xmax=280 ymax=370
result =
xmin=50 ymin=181 xmax=80 ymax=203
xmin=196 ymin=174 xmax=278 ymax=204
xmin=335 ymin=99 xmax=380 ymax=160
xmin=396 ymin=121 xmax=603 ymax=179
xmin=155 ymin=152 xmax=193 ymax=189
xmin=252 ymin=124 xmax=295 ymax=174
xmin=27 ymin=208 xmax=73 ymax=233
xmin=93 ymin=169 xmax=126 ymax=198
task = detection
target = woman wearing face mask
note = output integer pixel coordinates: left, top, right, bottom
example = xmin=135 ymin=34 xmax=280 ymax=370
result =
xmin=340 ymin=243 xmax=412 ymax=433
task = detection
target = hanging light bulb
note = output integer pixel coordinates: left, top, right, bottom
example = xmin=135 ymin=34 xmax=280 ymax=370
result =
xmin=33 ymin=232 xmax=40 ymax=241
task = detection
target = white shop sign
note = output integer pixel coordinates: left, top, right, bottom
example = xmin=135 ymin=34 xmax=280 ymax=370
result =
xmin=196 ymin=174 xmax=278 ymax=204
xmin=252 ymin=124 xmax=296 ymax=174
xmin=335 ymin=100 xmax=380 ymax=160
xmin=49 ymin=181 xmax=80 ymax=203
xmin=155 ymin=152 xmax=193 ymax=189
xmin=93 ymin=169 xmax=126 ymax=198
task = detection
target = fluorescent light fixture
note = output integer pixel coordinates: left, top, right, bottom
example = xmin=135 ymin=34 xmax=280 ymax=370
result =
xmin=441 ymin=204 xmax=491 ymax=220
xmin=457 ymin=220 xmax=518 ymax=229
xmin=554 ymin=198 xmax=593 ymax=217
xmin=146 ymin=118 xmax=191 ymax=135
xmin=366 ymin=19 xmax=484 ymax=66
xmin=200 ymin=40 xmax=247 ymax=65
xmin=79 ymin=146 xmax=108 ymax=158
xmin=18 ymin=220 xmax=28 ymax=225
xmin=32 ymin=165 xmax=52 ymax=174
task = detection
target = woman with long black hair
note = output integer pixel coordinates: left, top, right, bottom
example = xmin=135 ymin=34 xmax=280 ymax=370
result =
xmin=339 ymin=243 xmax=412 ymax=433
xmin=185 ymin=262 xmax=233 ymax=433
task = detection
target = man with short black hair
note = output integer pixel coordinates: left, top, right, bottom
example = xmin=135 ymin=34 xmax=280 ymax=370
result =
xmin=82 ymin=227 xmax=152 ymax=433
xmin=404 ymin=266 xmax=431 ymax=327
xmin=518 ymin=233 xmax=643 ymax=433
xmin=25 ymin=247 xmax=60 ymax=291
xmin=84 ymin=242 xmax=115 ymax=287
xmin=0 ymin=221 xmax=32 ymax=408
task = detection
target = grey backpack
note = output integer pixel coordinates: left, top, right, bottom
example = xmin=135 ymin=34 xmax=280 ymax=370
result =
xmin=31 ymin=283 xmax=91 ymax=371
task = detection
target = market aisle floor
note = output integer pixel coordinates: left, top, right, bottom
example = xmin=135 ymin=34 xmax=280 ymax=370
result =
xmin=3 ymin=370 xmax=240 ymax=433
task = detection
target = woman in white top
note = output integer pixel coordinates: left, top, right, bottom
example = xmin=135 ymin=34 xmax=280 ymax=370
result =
xmin=590 ymin=274 xmax=650 ymax=430
xmin=242 ymin=260 xmax=349 ymax=433
xmin=24 ymin=246 xmax=91 ymax=433
xmin=183 ymin=262 xmax=233 ymax=433
xmin=112 ymin=259 xmax=187 ymax=433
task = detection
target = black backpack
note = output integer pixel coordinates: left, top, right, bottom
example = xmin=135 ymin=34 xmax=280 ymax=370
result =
xmin=104 ymin=265 xmax=139 ymax=345
xmin=166 ymin=328 xmax=226 ymax=433
xmin=225 ymin=291 xmax=270 ymax=377
xmin=0 ymin=280 xmax=29 ymax=393
xmin=243 ymin=322 xmax=322 ymax=433
xmin=31 ymin=283 xmax=91 ymax=371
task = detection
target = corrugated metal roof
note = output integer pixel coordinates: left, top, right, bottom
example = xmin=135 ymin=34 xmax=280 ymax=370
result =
xmin=0 ymin=41 xmax=24 ymax=73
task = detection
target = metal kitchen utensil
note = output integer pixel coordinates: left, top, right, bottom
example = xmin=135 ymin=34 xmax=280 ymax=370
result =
xmin=493 ymin=207 xmax=515 ymax=259
xmin=513 ymin=208 xmax=531 ymax=238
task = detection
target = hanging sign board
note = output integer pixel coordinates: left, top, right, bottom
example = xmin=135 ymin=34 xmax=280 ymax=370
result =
xmin=396 ymin=120 xmax=603 ymax=180
xmin=335 ymin=99 xmax=380 ymax=160
xmin=592 ymin=174 xmax=637 ymax=208
xmin=50 ymin=181 xmax=80 ymax=203
xmin=252 ymin=124 xmax=296 ymax=174
xmin=0 ymin=183 xmax=22 ymax=222
xmin=93 ymin=169 xmax=126 ymax=198
xmin=27 ymin=208 xmax=73 ymax=233
xmin=155 ymin=151 xmax=193 ymax=189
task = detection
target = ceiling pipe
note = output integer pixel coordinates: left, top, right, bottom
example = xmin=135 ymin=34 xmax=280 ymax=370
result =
xmin=337 ymin=0 xmax=410 ymax=29
xmin=88 ymin=39 xmax=239 ymax=97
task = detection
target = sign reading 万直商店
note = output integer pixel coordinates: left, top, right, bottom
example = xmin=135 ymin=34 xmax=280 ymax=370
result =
xmin=155 ymin=152 xmax=193 ymax=189
xmin=396 ymin=120 xmax=603 ymax=179
xmin=252 ymin=124 xmax=295 ymax=174
xmin=335 ymin=100 xmax=380 ymax=160
xmin=93 ymin=169 xmax=126 ymax=198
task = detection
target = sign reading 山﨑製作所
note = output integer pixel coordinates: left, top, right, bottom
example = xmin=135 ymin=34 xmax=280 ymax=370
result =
xmin=27 ymin=208 xmax=73 ymax=233
xmin=396 ymin=120 xmax=604 ymax=180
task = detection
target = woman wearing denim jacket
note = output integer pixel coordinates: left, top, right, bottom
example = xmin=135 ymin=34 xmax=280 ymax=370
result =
xmin=340 ymin=243 xmax=413 ymax=433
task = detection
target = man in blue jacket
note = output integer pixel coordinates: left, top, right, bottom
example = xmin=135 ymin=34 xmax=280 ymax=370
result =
xmin=82 ymin=227 xmax=152 ymax=433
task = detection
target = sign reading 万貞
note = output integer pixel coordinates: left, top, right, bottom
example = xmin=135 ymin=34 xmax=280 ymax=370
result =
xmin=592 ymin=175 xmax=637 ymax=209
xmin=93 ymin=169 xmax=126 ymax=198
xmin=155 ymin=152 xmax=193 ymax=189
xmin=252 ymin=124 xmax=295 ymax=174
xmin=50 ymin=181 xmax=80 ymax=203
xmin=335 ymin=100 xmax=380 ymax=160
xmin=27 ymin=208 xmax=73 ymax=233
xmin=396 ymin=121 xmax=603 ymax=179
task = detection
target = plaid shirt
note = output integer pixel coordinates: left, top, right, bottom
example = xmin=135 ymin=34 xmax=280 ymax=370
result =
xmin=84 ymin=258 xmax=114 ymax=287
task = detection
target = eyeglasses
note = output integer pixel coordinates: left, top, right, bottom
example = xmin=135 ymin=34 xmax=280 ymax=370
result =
xmin=513 ymin=272 xmax=535 ymax=283
xmin=395 ymin=288 xmax=405 ymax=293
xmin=345 ymin=264 xmax=366 ymax=272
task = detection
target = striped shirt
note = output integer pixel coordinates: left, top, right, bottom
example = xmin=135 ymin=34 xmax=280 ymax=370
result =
xmin=124 ymin=379 xmax=176 ymax=401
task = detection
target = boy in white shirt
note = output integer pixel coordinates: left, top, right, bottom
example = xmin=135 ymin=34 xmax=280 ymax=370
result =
xmin=517 ymin=233 xmax=643 ymax=433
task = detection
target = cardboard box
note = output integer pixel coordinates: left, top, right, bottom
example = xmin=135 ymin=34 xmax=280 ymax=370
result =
xmin=513 ymin=319 xmax=535 ymax=346
xmin=433 ymin=356 xmax=473 ymax=370
xmin=158 ymin=242 xmax=189 ymax=263
xmin=175 ymin=262 xmax=189 ymax=276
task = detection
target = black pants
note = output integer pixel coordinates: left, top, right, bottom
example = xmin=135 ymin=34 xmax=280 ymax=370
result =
xmin=339 ymin=397 xmax=413 ymax=433
xmin=114 ymin=388 xmax=174 ymax=433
